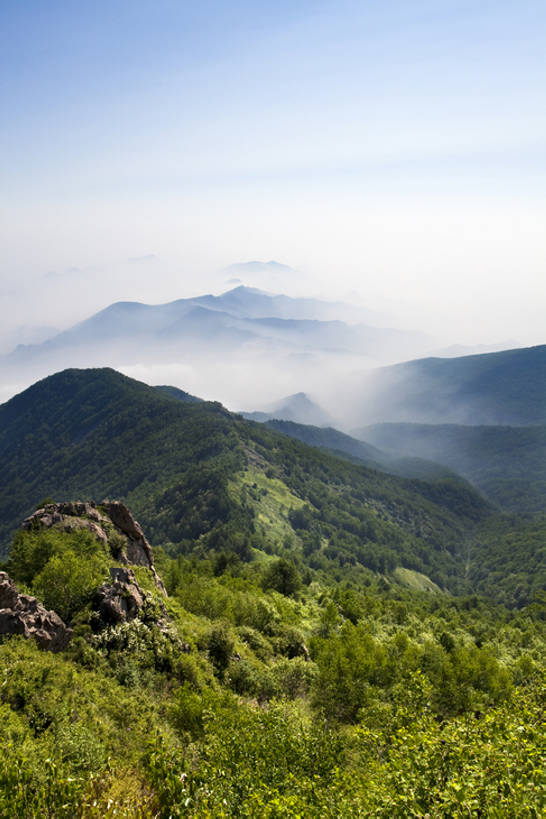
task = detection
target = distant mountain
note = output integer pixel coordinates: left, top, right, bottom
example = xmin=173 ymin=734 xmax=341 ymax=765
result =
xmin=191 ymin=285 xmax=385 ymax=325
xmin=0 ymin=324 xmax=59 ymax=355
xmin=356 ymin=422 xmax=546 ymax=515
xmin=352 ymin=345 xmax=546 ymax=427
xmin=242 ymin=393 xmax=335 ymax=427
xmin=0 ymin=285 xmax=430 ymax=404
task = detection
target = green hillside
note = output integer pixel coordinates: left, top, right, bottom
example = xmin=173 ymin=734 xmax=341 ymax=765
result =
xmin=0 ymin=368 xmax=544 ymax=815
xmin=0 ymin=368 xmax=493 ymax=597
xmin=359 ymin=422 xmax=546 ymax=515
xmin=0 ymin=497 xmax=543 ymax=816
xmin=359 ymin=344 xmax=546 ymax=426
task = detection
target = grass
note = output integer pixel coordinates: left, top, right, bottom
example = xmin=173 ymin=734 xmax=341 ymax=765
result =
xmin=393 ymin=567 xmax=444 ymax=594
xmin=233 ymin=464 xmax=306 ymax=548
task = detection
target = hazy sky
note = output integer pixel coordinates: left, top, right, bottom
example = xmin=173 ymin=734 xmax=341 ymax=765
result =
xmin=2 ymin=0 xmax=545 ymax=346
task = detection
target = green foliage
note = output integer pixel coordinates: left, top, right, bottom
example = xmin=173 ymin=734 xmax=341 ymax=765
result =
xmin=0 ymin=369 xmax=544 ymax=813
xmin=33 ymin=551 xmax=107 ymax=623
xmin=0 ymin=515 xmax=544 ymax=815
xmin=469 ymin=514 xmax=546 ymax=606
xmin=262 ymin=558 xmax=301 ymax=597
xmin=206 ymin=622 xmax=235 ymax=676
xmin=8 ymin=528 xmax=110 ymax=621
xmin=146 ymin=698 xmax=344 ymax=816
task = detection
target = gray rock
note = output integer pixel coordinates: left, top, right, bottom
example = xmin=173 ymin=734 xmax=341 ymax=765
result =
xmin=0 ymin=572 xmax=72 ymax=652
xmin=22 ymin=501 xmax=109 ymax=545
xmin=100 ymin=501 xmax=155 ymax=568
xmin=95 ymin=567 xmax=146 ymax=626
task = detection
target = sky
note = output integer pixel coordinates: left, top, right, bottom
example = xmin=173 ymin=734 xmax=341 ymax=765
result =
xmin=1 ymin=0 xmax=545 ymax=348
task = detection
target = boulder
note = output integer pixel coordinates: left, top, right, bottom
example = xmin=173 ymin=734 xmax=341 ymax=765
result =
xmin=95 ymin=567 xmax=146 ymax=626
xmin=0 ymin=572 xmax=72 ymax=652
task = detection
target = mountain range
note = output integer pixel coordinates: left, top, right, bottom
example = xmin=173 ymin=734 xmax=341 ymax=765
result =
xmin=0 ymin=285 xmax=431 ymax=407
xmin=0 ymin=367 xmax=490 ymax=589
xmin=4 ymin=286 xmax=423 ymax=360
xmin=1 ymin=366 xmax=544 ymax=607
xmin=3 ymin=282 xmax=542 ymax=437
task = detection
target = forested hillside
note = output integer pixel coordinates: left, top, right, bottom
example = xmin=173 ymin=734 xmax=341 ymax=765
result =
xmin=0 ymin=500 xmax=543 ymax=816
xmin=357 ymin=422 xmax=546 ymax=515
xmin=263 ymin=418 xmax=459 ymax=480
xmin=0 ymin=368 xmax=494 ymax=597
xmin=0 ymin=367 xmax=544 ymax=815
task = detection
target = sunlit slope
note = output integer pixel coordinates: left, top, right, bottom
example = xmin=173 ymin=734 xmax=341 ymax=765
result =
xmin=0 ymin=368 xmax=493 ymax=594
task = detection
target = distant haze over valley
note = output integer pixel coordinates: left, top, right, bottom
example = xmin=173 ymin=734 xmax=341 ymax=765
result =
xmin=0 ymin=278 xmax=433 ymax=408
xmin=0 ymin=267 xmax=532 ymax=422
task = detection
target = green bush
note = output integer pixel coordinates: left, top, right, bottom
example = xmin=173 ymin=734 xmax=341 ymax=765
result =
xmin=33 ymin=550 xmax=108 ymax=623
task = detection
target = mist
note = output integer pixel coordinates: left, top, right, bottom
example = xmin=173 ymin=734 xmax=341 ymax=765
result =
xmin=1 ymin=1 xmax=545 ymax=419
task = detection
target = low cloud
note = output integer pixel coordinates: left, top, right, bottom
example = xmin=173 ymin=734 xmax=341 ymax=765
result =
xmin=127 ymin=254 xmax=159 ymax=264
xmin=42 ymin=267 xmax=82 ymax=280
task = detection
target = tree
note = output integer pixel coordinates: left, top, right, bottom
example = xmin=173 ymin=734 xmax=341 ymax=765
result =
xmin=262 ymin=559 xmax=301 ymax=597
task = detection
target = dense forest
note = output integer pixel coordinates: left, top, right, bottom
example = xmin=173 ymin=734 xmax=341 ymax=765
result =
xmin=0 ymin=369 xmax=544 ymax=815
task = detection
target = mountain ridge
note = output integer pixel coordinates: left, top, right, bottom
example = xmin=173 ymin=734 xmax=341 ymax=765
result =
xmin=0 ymin=367 xmax=496 ymax=598
xmin=352 ymin=343 xmax=546 ymax=427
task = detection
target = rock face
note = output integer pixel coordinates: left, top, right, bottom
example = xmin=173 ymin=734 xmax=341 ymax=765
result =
xmin=95 ymin=567 xmax=146 ymax=626
xmin=22 ymin=500 xmax=165 ymax=592
xmin=100 ymin=501 xmax=156 ymax=569
xmin=22 ymin=501 xmax=109 ymax=544
xmin=0 ymin=572 xmax=72 ymax=652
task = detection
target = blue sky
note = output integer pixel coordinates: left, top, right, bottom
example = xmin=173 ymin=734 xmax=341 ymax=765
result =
xmin=1 ymin=0 xmax=545 ymax=344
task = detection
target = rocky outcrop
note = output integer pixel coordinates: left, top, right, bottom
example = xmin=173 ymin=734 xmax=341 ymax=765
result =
xmin=22 ymin=500 xmax=165 ymax=592
xmin=95 ymin=567 xmax=146 ymax=626
xmin=100 ymin=501 xmax=156 ymax=569
xmin=0 ymin=572 xmax=72 ymax=652
xmin=23 ymin=501 xmax=109 ymax=544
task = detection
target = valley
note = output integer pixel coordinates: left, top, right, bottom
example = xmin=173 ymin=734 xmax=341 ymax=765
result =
xmin=0 ymin=318 xmax=544 ymax=817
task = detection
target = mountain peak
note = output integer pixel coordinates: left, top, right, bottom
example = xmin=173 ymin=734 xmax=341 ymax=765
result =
xmin=241 ymin=391 xmax=334 ymax=427
xmin=222 ymin=284 xmax=272 ymax=297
